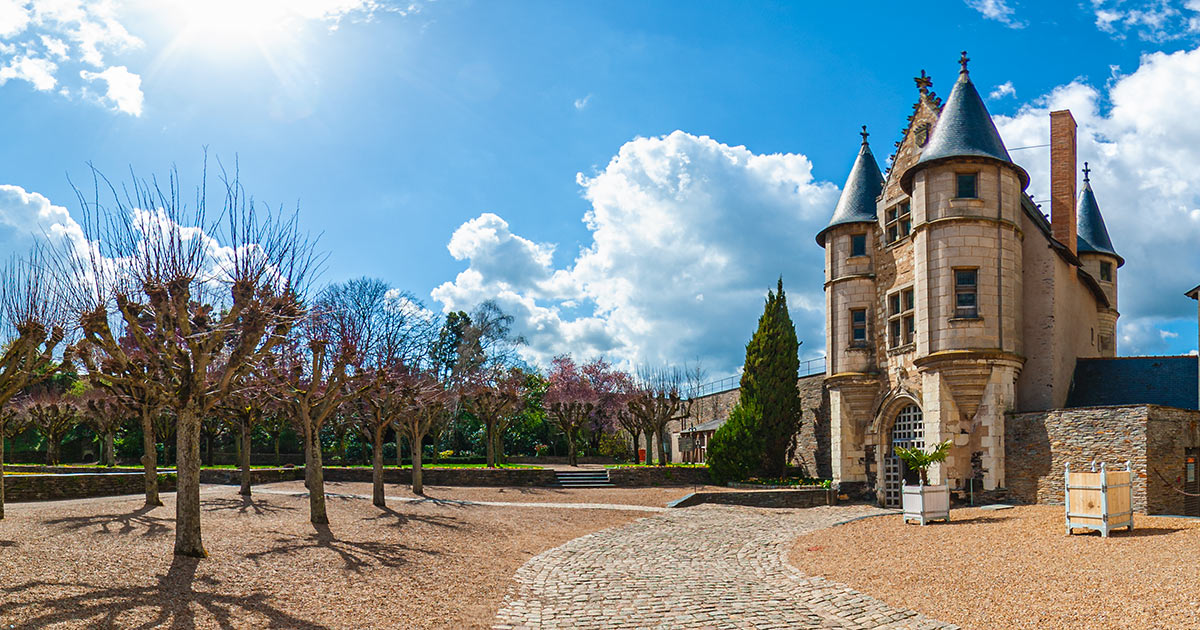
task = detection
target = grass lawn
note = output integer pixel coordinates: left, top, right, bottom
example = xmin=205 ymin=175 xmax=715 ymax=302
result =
xmin=604 ymin=463 xmax=707 ymax=469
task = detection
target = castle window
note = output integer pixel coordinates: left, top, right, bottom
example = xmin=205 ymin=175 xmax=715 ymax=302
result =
xmin=850 ymin=308 xmax=868 ymax=346
xmin=1100 ymin=261 xmax=1113 ymax=282
xmin=954 ymin=268 xmax=978 ymax=318
xmin=850 ymin=234 xmax=866 ymax=257
xmin=885 ymin=202 xmax=912 ymax=244
xmin=888 ymin=287 xmax=915 ymax=348
xmin=956 ymin=173 xmax=978 ymax=199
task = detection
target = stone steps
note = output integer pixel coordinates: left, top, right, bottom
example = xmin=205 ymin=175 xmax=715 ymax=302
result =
xmin=555 ymin=470 xmax=614 ymax=488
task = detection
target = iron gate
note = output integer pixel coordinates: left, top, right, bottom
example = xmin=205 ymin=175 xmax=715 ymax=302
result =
xmin=884 ymin=404 xmax=924 ymax=508
xmin=1185 ymin=448 xmax=1199 ymax=516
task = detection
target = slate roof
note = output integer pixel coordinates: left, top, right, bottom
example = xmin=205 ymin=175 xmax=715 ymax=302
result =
xmin=900 ymin=65 xmax=1028 ymax=193
xmin=680 ymin=417 xmax=725 ymax=434
xmin=816 ymin=132 xmax=884 ymax=246
xmin=1066 ymin=356 xmax=1199 ymax=410
xmin=1076 ymin=178 xmax=1123 ymax=266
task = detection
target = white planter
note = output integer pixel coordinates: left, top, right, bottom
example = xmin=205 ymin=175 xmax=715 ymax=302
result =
xmin=902 ymin=484 xmax=950 ymax=525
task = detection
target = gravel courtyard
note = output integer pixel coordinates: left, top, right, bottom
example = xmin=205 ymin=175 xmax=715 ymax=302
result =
xmin=791 ymin=505 xmax=1200 ymax=629
xmin=0 ymin=482 xmax=679 ymax=629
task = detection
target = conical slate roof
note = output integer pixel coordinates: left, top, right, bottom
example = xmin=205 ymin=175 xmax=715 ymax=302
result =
xmin=1076 ymin=168 xmax=1123 ymax=266
xmin=816 ymin=128 xmax=884 ymax=247
xmin=901 ymin=55 xmax=1028 ymax=192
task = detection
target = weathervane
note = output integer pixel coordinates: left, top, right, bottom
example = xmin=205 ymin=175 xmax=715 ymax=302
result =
xmin=914 ymin=69 xmax=932 ymax=94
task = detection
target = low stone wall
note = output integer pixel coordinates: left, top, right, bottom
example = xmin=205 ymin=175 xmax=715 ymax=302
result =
xmin=668 ymin=488 xmax=835 ymax=509
xmin=4 ymin=472 xmax=178 ymax=503
xmin=608 ymin=466 xmax=711 ymax=486
xmin=321 ymin=466 xmax=559 ymax=487
xmin=1146 ymin=406 xmax=1200 ymax=516
xmin=197 ymin=468 xmax=305 ymax=486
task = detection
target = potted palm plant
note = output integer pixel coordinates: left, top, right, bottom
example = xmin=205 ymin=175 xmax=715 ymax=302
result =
xmin=894 ymin=440 xmax=952 ymax=525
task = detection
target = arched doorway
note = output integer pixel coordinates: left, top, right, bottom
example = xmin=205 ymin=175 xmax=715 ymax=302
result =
xmin=883 ymin=404 xmax=924 ymax=508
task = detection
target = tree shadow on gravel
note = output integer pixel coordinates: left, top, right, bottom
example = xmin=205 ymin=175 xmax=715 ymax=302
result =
xmin=202 ymin=496 xmax=297 ymax=516
xmin=43 ymin=505 xmax=172 ymax=538
xmin=0 ymin=555 xmax=329 ymax=629
xmin=369 ymin=504 xmax=466 ymax=530
xmin=0 ymin=540 xmax=16 ymax=548
xmin=244 ymin=523 xmax=434 ymax=572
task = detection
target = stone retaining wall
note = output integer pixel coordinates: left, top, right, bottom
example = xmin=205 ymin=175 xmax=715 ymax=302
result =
xmin=668 ymin=488 xmax=835 ymax=509
xmin=508 ymin=456 xmax=617 ymax=465
xmin=321 ymin=466 xmax=559 ymax=487
xmin=1005 ymin=404 xmax=1200 ymax=514
xmin=4 ymin=472 xmax=178 ymax=503
xmin=607 ymin=466 xmax=711 ymax=486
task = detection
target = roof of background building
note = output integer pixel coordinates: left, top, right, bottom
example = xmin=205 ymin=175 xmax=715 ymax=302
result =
xmin=680 ymin=417 xmax=725 ymax=434
xmin=816 ymin=129 xmax=884 ymax=246
xmin=1076 ymin=174 xmax=1123 ymax=266
xmin=901 ymin=58 xmax=1028 ymax=192
xmin=1066 ymin=356 xmax=1198 ymax=410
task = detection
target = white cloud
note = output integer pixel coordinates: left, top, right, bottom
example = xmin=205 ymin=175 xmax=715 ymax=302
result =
xmin=434 ymin=131 xmax=838 ymax=373
xmin=80 ymin=64 xmax=142 ymax=115
xmin=965 ymin=0 xmax=1026 ymax=28
xmin=0 ymin=0 xmax=30 ymax=39
xmin=574 ymin=94 xmax=592 ymax=110
xmin=994 ymin=46 xmax=1200 ymax=355
xmin=0 ymin=55 xmax=56 ymax=90
xmin=989 ymin=81 xmax=1016 ymax=99
xmin=1089 ymin=0 xmax=1200 ymax=41
xmin=0 ymin=183 xmax=89 ymax=261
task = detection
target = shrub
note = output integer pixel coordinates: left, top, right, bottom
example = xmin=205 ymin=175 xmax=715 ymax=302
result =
xmin=706 ymin=402 xmax=765 ymax=484
xmin=597 ymin=432 xmax=633 ymax=462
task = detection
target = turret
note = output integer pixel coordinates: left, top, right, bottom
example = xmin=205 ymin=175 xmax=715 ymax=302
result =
xmin=1076 ymin=162 xmax=1122 ymax=354
xmin=820 ymin=126 xmax=883 ymax=377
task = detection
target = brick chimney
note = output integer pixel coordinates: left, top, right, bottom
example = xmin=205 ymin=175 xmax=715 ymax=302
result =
xmin=1050 ymin=110 xmax=1077 ymax=255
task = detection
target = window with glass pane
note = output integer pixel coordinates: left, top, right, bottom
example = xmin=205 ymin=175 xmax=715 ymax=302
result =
xmin=885 ymin=202 xmax=912 ymax=244
xmin=1100 ymin=261 xmax=1112 ymax=282
xmin=887 ymin=287 xmax=915 ymax=348
xmin=956 ymin=173 xmax=977 ymax=198
xmin=850 ymin=234 xmax=866 ymax=257
xmin=954 ymin=269 xmax=978 ymax=318
xmin=850 ymin=308 xmax=867 ymax=345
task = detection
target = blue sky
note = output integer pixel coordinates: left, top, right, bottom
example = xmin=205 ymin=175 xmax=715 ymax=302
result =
xmin=2 ymin=0 xmax=1200 ymax=378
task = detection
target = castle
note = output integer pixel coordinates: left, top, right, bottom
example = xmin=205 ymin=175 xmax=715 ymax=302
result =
xmin=677 ymin=54 xmax=1200 ymax=514
xmin=816 ymin=53 xmax=1122 ymax=506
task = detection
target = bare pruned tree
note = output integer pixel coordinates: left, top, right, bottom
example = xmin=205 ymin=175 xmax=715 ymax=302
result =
xmin=397 ymin=370 xmax=454 ymax=495
xmin=0 ymin=250 xmax=70 ymax=519
xmin=55 ymin=161 xmax=316 ymax=557
xmin=628 ymin=365 xmax=689 ymax=467
xmin=461 ymin=367 xmax=526 ymax=468
xmin=84 ymin=389 xmax=130 ymax=467
xmin=0 ymin=405 xmax=30 ymax=519
xmin=22 ymin=392 xmax=82 ymax=466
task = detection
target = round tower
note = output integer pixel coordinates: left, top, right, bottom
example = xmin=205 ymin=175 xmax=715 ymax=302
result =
xmin=896 ymin=52 xmax=1026 ymax=493
xmin=1075 ymin=162 xmax=1122 ymax=356
xmin=817 ymin=126 xmax=883 ymax=488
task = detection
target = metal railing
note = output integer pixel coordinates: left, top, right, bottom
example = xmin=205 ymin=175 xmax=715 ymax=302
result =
xmin=688 ymin=356 xmax=826 ymax=399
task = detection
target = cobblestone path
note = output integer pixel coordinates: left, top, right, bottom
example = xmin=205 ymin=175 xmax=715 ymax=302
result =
xmin=493 ymin=504 xmax=957 ymax=630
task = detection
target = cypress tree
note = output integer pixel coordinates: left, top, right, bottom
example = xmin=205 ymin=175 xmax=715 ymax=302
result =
xmin=739 ymin=277 xmax=801 ymax=477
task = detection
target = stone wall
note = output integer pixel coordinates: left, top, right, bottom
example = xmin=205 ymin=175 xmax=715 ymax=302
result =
xmin=1006 ymin=405 xmax=1155 ymax=511
xmin=198 ymin=468 xmax=305 ymax=486
xmin=680 ymin=373 xmax=831 ymax=478
xmin=4 ymin=472 xmax=178 ymax=503
xmin=1146 ymin=406 xmax=1200 ymax=516
xmin=668 ymin=488 xmax=835 ymax=509
xmin=507 ymin=456 xmax=616 ymax=465
xmin=321 ymin=466 xmax=559 ymax=487
xmin=608 ymin=466 xmax=711 ymax=487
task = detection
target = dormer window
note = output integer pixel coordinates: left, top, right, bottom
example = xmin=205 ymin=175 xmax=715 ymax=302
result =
xmin=886 ymin=202 xmax=912 ymax=243
xmin=956 ymin=173 xmax=978 ymax=199
xmin=850 ymin=234 xmax=867 ymax=257
xmin=1100 ymin=261 xmax=1113 ymax=282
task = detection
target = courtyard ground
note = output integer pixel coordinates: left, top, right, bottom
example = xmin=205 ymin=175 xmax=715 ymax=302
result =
xmin=791 ymin=505 xmax=1200 ymax=629
xmin=0 ymin=481 xmax=700 ymax=629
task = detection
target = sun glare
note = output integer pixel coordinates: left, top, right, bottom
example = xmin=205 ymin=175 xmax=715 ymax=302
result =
xmin=170 ymin=0 xmax=296 ymax=51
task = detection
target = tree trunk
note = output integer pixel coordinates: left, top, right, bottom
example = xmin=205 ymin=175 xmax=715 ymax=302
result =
xmin=174 ymin=407 xmax=206 ymax=558
xmin=657 ymin=427 xmax=668 ymax=466
xmin=485 ymin=420 xmax=496 ymax=468
xmin=372 ymin=425 xmax=385 ymax=507
xmin=566 ymin=430 xmax=577 ymax=467
xmin=304 ymin=415 xmax=329 ymax=525
xmin=103 ymin=431 xmax=115 ymax=467
xmin=140 ymin=408 xmax=161 ymax=507
xmin=274 ymin=431 xmax=281 ymax=466
xmin=494 ymin=427 xmax=504 ymax=466
xmin=396 ymin=427 xmax=403 ymax=467
xmin=239 ymin=421 xmax=252 ymax=496
xmin=45 ymin=439 xmax=58 ymax=466
xmin=1 ymin=435 xmax=7 ymax=520
xmin=412 ymin=433 xmax=424 ymax=495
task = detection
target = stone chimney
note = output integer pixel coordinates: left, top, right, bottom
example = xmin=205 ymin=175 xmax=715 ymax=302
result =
xmin=1050 ymin=110 xmax=1077 ymax=255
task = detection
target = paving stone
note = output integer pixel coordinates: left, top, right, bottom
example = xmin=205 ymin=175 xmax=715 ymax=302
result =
xmin=493 ymin=505 xmax=957 ymax=629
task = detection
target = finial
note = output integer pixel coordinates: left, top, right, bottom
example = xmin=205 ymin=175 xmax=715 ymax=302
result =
xmin=1082 ymin=161 xmax=1091 ymax=183
xmin=914 ymin=69 xmax=932 ymax=94
xmin=959 ymin=50 xmax=970 ymax=74
xmin=860 ymin=125 xmax=869 ymax=145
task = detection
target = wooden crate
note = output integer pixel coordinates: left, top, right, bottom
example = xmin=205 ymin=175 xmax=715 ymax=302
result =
xmin=1065 ymin=462 xmax=1134 ymax=538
